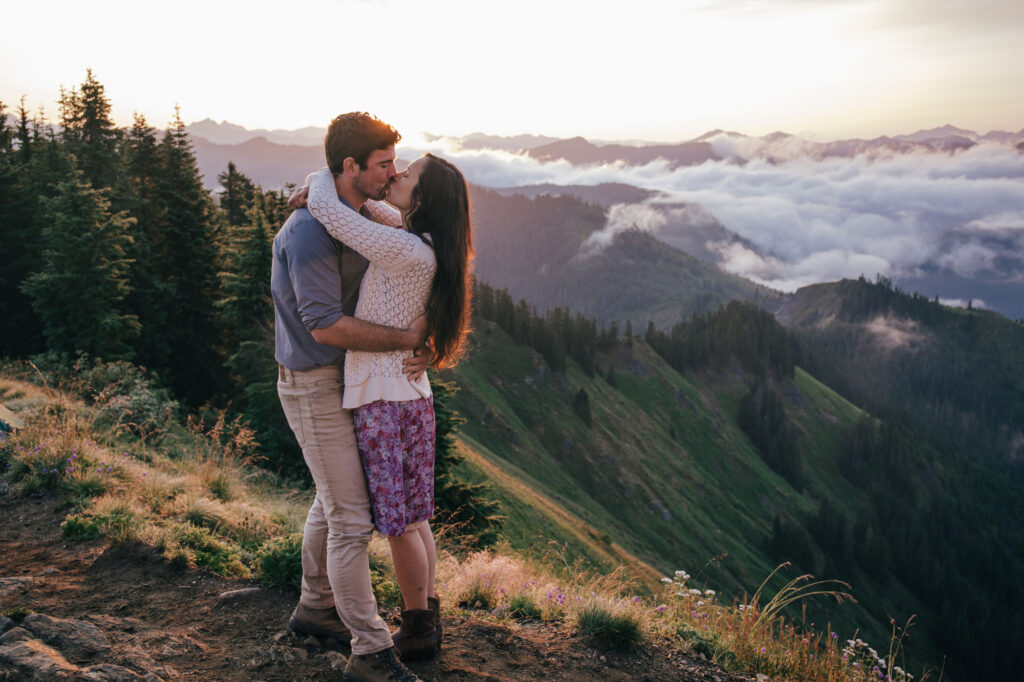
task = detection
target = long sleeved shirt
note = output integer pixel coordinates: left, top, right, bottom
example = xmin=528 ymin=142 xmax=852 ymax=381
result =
xmin=307 ymin=169 xmax=436 ymax=408
xmin=271 ymin=202 xmax=369 ymax=371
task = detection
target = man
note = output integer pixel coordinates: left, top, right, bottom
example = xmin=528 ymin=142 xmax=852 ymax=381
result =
xmin=272 ymin=112 xmax=426 ymax=682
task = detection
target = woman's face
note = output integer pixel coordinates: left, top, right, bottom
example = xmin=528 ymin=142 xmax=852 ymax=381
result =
xmin=388 ymin=156 xmax=428 ymax=212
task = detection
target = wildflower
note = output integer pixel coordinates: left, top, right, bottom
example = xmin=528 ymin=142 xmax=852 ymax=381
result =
xmin=674 ymin=570 xmax=690 ymax=579
xmin=831 ymin=632 xmax=838 ymax=639
xmin=696 ymin=601 xmax=704 ymax=607
xmin=689 ymin=588 xmax=702 ymax=596
xmin=657 ymin=605 xmax=666 ymax=613
xmin=661 ymin=577 xmax=674 ymax=583
xmin=632 ymin=596 xmax=638 ymax=603
xmin=760 ymin=647 xmax=766 ymax=654
xmin=704 ymin=589 xmax=715 ymax=596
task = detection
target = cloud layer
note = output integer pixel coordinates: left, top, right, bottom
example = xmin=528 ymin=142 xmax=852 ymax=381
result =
xmin=410 ymin=139 xmax=1024 ymax=301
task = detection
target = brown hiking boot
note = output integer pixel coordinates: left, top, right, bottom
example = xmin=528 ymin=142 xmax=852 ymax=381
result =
xmin=289 ymin=603 xmax=352 ymax=644
xmin=343 ymin=646 xmax=421 ymax=682
xmin=427 ymin=596 xmax=442 ymax=650
xmin=391 ymin=608 xmax=438 ymax=661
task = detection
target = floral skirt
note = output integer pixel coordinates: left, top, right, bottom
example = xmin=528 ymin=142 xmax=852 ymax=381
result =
xmin=352 ymin=397 xmax=436 ymax=536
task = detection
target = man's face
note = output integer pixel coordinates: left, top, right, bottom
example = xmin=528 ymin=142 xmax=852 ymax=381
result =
xmin=353 ymin=145 xmax=397 ymax=201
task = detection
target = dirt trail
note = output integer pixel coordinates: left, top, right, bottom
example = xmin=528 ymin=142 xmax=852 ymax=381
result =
xmin=0 ymin=494 xmax=756 ymax=681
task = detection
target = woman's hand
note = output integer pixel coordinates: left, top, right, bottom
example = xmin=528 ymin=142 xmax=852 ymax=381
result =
xmin=403 ymin=314 xmax=431 ymax=380
xmin=288 ymin=184 xmax=310 ymax=209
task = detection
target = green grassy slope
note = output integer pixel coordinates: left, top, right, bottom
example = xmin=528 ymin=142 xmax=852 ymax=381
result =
xmin=442 ymin=319 xmax=928 ymax=658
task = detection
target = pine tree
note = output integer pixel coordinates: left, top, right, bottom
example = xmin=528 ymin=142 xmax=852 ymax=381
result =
xmin=155 ymin=106 xmax=224 ymax=404
xmin=20 ymin=173 xmax=138 ymax=358
xmin=58 ymin=70 xmax=121 ymax=191
xmin=0 ymin=136 xmax=77 ymax=357
xmin=120 ymin=113 xmax=173 ymax=371
xmin=217 ymin=161 xmax=256 ymax=227
xmin=572 ymin=387 xmax=592 ymax=426
xmin=431 ymin=378 xmax=503 ymax=547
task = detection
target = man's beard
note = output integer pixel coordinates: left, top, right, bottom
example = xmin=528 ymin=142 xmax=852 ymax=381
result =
xmin=354 ymin=174 xmax=390 ymax=201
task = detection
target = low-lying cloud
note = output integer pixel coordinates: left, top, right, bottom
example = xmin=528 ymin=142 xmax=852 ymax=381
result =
xmin=412 ymin=139 xmax=1024 ymax=302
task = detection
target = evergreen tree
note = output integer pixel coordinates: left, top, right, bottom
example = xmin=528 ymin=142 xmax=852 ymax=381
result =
xmin=0 ymin=137 xmax=76 ymax=357
xmin=58 ymin=70 xmax=121 ymax=191
xmin=155 ymin=106 xmax=225 ymax=404
xmin=20 ymin=173 xmax=138 ymax=358
xmin=217 ymin=161 xmax=256 ymax=227
xmin=120 ymin=113 xmax=173 ymax=371
xmin=15 ymin=97 xmax=33 ymax=164
xmin=572 ymin=387 xmax=593 ymax=426
xmin=431 ymin=378 xmax=503 ymax=547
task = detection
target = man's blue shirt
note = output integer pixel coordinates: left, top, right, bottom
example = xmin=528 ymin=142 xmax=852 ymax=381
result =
xmin=272 ymin=201 xmax=369 ymax=370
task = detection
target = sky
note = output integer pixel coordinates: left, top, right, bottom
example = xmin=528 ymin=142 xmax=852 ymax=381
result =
xmin=2 ymin=0 xmax=1023 ymax=142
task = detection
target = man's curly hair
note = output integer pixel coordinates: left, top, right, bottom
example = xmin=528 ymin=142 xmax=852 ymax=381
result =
xmin=324 ymin=112 xmax=401 ymax=174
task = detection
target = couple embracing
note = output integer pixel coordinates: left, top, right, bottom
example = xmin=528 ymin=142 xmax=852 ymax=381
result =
xmin=271 ymin=112 xmax=473 ymax=682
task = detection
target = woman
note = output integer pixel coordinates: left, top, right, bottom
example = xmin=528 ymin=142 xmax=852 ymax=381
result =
xmin=299 ymin=153 xmax=473 ymax=661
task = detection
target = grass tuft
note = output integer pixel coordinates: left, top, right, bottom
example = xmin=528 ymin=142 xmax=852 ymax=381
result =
xmin=255 ymin=533 xmax=303 ymax=591
xmin=575 ymin=599 xmax=645 ymax=651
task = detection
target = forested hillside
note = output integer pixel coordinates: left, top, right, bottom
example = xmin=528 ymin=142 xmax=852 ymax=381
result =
xmin=469 ymin=187 xmax=779 ymax=327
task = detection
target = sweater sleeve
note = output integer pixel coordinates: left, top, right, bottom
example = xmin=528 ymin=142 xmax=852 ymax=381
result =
xmin=364 ymin=199 xmax=403 ymax=228
xmin=306 ymin=170 xmax=423 ymax=271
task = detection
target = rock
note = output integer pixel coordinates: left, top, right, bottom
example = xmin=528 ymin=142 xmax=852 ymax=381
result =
xmin=0 ymin=626 xmax=34 ymax=644
xmin=324 ymin=650 xmax=347 ymax=671
xmin=0 ymin=615 xmax=12 ymax=634
xmin=117 ymin=649 xmax=177 ymax=679
xmin=40 ymin=567 xmax=61 ymax=577
xmin=0 ymin=576 xmax=34 ymax=596
xmin=216 ymin=587 xmax=262 ymax=601
xmin=491 ymin=604 xmax=510 ymax=618
xmin=79 ymin=662 xmax=146 ymax=680
xmin=272 ymin=630 xmax=290 ymax=642
xmin=756 ymin=675 xmax=770 ymax=682
xmin=0 ymin=638 xmax=80 ymax=678
xmin=21 ymin=613 xmax=111 ymax=659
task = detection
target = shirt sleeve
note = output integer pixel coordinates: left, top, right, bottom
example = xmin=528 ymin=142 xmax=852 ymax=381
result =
xmin=287 ymin=215 xmax=346 ymax=331
xmin=307 ymin=170 xmax=427 ymax=272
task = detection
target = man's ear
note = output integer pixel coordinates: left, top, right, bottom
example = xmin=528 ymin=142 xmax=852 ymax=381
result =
xmin=342 ymin=157 xmax=359 ymax=175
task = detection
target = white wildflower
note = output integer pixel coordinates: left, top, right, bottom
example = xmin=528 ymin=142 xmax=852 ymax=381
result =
xmin=704 ymin=589 xmax=715 ymax=596
xmin=689 ymin=588 xmax=702 ymax=596
xmin=661 ymin=577 xmax=673 ymax=583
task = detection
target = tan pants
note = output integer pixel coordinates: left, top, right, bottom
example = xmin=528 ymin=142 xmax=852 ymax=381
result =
xmin=277 ymin=364 xmax=393 ymax=655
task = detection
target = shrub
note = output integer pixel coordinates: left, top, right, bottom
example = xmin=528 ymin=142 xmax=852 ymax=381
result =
xmin=62 ymin=514 xmax=102 ymax=540
xmin=458 ymin=573 xmax=499 ymax=610
xmin=81 ymin=361 xmax=178 ymax=438
xmin=256 ymin=533 xmax=303 ymax=591
xmin=576 ymin=601 xmax=644 ymax=651
xmin=507 ymin=593 xmax=542 ymax=620
xmin=162 ymin=522 xmax=250 ymax=578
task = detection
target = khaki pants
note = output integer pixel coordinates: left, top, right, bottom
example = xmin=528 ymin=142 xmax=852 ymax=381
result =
xmin=277 ymin=364 xmax=392 ymax=655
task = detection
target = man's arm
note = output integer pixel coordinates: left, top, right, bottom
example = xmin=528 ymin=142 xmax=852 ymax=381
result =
xmin=311 ymin=314 xmax=426 ymax=352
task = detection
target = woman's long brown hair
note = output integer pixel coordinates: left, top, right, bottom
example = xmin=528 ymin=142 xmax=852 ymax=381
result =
xmin=405 ymin=153 xmax=473 ymax=369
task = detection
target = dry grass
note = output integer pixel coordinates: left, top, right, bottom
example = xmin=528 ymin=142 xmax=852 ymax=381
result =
xmin=1 ymin=367 xmax=933 ymax=682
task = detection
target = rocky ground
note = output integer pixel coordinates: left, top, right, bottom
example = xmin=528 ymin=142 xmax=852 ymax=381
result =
xmin=0 ymin=494 xmax=761 ymax=681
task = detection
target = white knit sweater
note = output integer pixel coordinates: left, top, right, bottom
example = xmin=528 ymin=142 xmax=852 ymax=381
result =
xmin=307 ymin=169 xmax=436 ymax=408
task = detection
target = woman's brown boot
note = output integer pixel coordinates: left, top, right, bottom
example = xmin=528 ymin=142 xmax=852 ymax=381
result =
xmin=427 ymin=596 xmax=442 ymax=651
xmin=392 ymin=608 xmax=437 ymax=661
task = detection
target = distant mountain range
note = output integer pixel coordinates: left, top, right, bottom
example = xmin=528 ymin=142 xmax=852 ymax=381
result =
xmin=180 ymin=120 xmax=1024 ymax=322
xmin=183 ymin=120 xmax=1024 ymax=187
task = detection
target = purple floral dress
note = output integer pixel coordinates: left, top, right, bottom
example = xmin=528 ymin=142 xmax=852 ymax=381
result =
xmin=352 ymin=397 xmax=436 ymax=536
